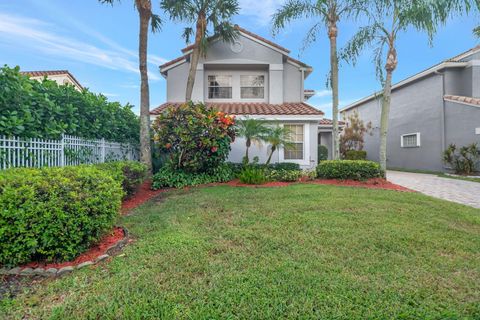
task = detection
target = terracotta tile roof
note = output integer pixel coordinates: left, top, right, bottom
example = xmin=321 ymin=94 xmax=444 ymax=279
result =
xmin=159 ymin=54 xmax=188 ymax=70
xmin=20 ymin=70 xmax=83 ymax=89
xmin=150 ymin=102 xmax=324 ymax=116
xmin=319 ymin=119 xmax=345 ymax=126
xmin=444 ymin=95 xmax=480 ymax=106
xmin=181 ymin=25 xmax=290 ymax=54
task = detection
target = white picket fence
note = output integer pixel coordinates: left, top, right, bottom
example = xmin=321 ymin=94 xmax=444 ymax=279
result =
xmin=0 ymin=134 xmax=139 ymax=170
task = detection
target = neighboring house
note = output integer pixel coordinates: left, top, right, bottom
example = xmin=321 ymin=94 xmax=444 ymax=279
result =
xmin=150 ymin=26 xmax=337 ymax=168
xmin=340 ymin=46 xmax=480 ymax=172
xmin=20 ymin=70 xmax=83 ymax=91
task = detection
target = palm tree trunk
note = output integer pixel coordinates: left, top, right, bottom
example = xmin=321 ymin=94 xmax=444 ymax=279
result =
xmin=266 ymin=145 xmax=276 ymax=165
xmin=379 ymin=44 xmax=397 ymax=174
xmin=136 ymin=0 xmax=152 ymax=175
xmin=328 ymin=20 xmax=340 ymax=160
xmin=245 ymin=138 xmax=251 ymax=164
xmin=185 ymin=12 xmax=206 ymax=101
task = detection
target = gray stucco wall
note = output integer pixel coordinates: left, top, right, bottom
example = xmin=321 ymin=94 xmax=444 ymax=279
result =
xmin=473 ymin=66 xmax=480 ymax=98
xmin=343 ymin=74 xmax=446 ymax=171
xmin=445 ymin=101 xmax=480 ymax=148
xmin=445 ymin=68 xmax=471 ymax=97
xmin=283 ymin=63 xmax=302 ymax=102
xmin=228 ymin=120 xmax=318 ymax=169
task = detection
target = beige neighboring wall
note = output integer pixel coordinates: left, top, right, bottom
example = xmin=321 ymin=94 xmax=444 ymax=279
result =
xmin=20 ymin=70 xmax=83 ymax=91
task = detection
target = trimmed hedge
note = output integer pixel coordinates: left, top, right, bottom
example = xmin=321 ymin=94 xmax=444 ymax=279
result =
xmin=316 ymin=160 xmax=384 ymax=181
xmin=152 ymin=163 xmax=234 ymax=189
xmin=266 ymin=169 xmax=302 ymax=182
xmin=0 ymin=166 xmax=123 ymax=267
xmin=345 ymin=150 xmax=367 ymax=160
xmin=96 ymin=161 xmax=147 ymax=198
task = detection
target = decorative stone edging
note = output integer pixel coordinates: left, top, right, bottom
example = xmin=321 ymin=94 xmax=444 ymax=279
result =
xmin=0 ymin=226 xmax=129 ymax=278
xmin=444 ymin=173 xmax=480 ymax=179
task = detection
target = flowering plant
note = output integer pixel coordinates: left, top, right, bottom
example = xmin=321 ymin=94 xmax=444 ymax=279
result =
xmin=151 ymin=102 xmax=236 ymax=173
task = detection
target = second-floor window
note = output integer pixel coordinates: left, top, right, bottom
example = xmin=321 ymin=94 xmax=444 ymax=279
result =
xmin=241 ymin=75 xmax=264 ymax=99
xmin=208 ymin=75 xmax=232 ymax=99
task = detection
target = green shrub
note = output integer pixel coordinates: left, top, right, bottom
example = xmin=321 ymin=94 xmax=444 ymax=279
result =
xmin=316 ymin=160 xmax=384 ymax=181
xmin=152 ymin=163 xmax=234 ymax=189
xmin=151 ymin=102 xmax=235 ymax=174
xmin=266 ymin=169 xmax=302 ymax=182
xmin=0 ymin=166 xmax=122 ymax=267
xmin=345 ymin=150 xmax=367 ymax=160
xmin=0 ymin=65 xmax=139 ymax=143
xmin=238 ymin=167 xmax=267 ymax=185
xmin=318 ymin=145 xmax=329 ymax=161
xmin=269 ymin=162 xmax=301 ymax=171
xmin=443 ymin=143 xmax=479 ymax=175
xmin=96 ymin=161 xmax=147 ymax=197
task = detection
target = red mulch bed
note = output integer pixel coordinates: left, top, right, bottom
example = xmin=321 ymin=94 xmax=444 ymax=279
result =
xmin=309 ymin=178 xmax=413 ymax=192
xmin=21 ymin=227 xmax=125 ymax=270
xmin=121 ymin=181 xmax=167 ymax=214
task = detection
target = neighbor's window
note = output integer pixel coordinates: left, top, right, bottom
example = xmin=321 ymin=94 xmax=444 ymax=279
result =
xmin=284 ymin=124 xmax=304 ymax=160
xmin=241 ymin=75 xmax=264 ymax=99
xmin=208 ymin=75 xmax=232 ymax=99
xmin=401 ymin=133 xmax=420 ymax=148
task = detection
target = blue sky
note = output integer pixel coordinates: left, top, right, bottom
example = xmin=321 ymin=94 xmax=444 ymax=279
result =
xmin=0 ymin=0 xmax=478 ymax=118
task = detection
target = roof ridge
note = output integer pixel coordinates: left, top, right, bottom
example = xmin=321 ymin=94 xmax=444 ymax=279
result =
xmin=180 ymin=25 xmax=291 ymax=54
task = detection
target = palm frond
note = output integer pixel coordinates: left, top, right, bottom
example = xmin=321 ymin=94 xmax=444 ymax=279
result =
xmin=474 ymin=26 xmax=480 ymax=37
xmin=150 ymin=13 xmax=163 ymax=32
xmin=340 ymin=24 xmax=381 ymax=66
xmin=271 ymin=0 xmax=322 ymax=35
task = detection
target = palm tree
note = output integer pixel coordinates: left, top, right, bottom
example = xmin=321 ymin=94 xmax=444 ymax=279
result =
xmin=264 ymin=125 xmax=294 ymax=165
xmin=272 ymin=0 xmax=365 ymax=161
xmin=235 ymin=118 xmax=269 ymax=164
xmin=341 ymin=0 xmax=474 ymax=173
xmin=161 ymin=0 xmax=239 ymax=101
xmin=99 ymin=0 xmax=162 ymax=175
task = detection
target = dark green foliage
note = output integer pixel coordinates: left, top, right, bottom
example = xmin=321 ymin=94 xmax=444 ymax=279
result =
xmin=152 ymin=163 xmax=234 ymax=189
xmin=0 ymin=65 xmax=139 ymax=143
xmin=266 ymin=169 xmax=302 ymax=182
xmin=443 ymin=143 xmax=479 ymax=175
xmin=318 ymin=145 xmax=329 ymax=161
xmin=269 ymin=162 xmax=301 ymax=171
xmin=238 ymin=167 xmax=267 ymax=185
xmin=0 ymin=166 xmax=122 ymax=267
xmin=316 ymin=160 xmax=384 ymax=180
xmin=151 ymin=102 xmax=235 ymax=174
xmin=96 ymin=161 xmax=148 ymax=198
xmin=345 ymin=150 xmax=367 ymax=160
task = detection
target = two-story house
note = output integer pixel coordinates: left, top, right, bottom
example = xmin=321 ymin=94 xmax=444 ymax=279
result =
xmin=150 ymin=26 xmax=335 ymax=169
xmin=340 ymin=46 xmax=480 ymax=172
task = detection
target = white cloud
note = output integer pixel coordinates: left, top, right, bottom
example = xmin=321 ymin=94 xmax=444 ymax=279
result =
xmin=101 ymin=92 xmax=119 ymax=97
xmin=0 ymin=13 xmax=162 ymax=80
xmin=314 ymin=89 xmax=332 ymax=98
xmin=239 ymin=0 xmax=286 ymax=25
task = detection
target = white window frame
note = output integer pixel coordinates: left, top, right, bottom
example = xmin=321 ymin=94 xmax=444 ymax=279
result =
xmin=240 ymin=75 xmax=265 ymax=100
xmin=279 ymin=123 xmax=310 ymax=166
xmin=400 ymin=132 xmax=421 ymax=148
xmin=207 ymin=74 xmax=232 ymax=100
xmin=204 ymin=70 xmax=268 ymax=102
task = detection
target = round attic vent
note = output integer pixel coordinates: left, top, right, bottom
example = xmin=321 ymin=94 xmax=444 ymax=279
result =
xmin=230 ymin=40 xmax=243 ymax=53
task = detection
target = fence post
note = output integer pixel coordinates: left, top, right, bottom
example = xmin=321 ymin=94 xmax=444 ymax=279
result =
xmin=60 ymin=134 xmax=65 ymax=167
xmin=101 ymin=138 xmax=106 ymax=163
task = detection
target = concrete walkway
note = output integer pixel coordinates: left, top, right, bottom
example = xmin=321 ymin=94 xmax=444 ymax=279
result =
xmin=387 ymin=170 xmax=480 ymax=209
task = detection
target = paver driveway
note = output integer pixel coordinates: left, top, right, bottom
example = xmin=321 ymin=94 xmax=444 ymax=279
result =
xmin=387 ymin=170 xmax=480 ymax=209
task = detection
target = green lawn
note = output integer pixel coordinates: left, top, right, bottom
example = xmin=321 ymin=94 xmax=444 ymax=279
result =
xmin=2 ymin=184 xmax=480 ymax=319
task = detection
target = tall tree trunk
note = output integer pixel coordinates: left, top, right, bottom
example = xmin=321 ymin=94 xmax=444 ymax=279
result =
xmin=136 ymin=0 xmax=153 ymax=175
xmin=245 ymin=138 xmax=251 ymax=163
xmin=266 ymin=145 xmax=276 ymax=165
xmin=379 ymin=43 xmax=397 ymax=174
xmin=328 ymin=20 xmax=340 ymax=160
xmin=185 ymin=12 xmax=206 ymax=101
